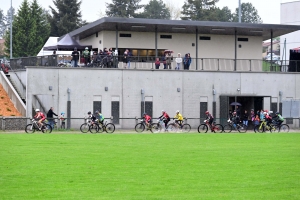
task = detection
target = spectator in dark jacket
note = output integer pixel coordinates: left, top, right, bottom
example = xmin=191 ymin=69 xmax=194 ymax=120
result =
xmin=47 ymin=107 xmax=58 ymax=129
xmin=243 ymin=110 xmax=249 ymax=126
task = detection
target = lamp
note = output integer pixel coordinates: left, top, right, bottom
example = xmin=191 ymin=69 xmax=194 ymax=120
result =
xmin=105 ymin=87 xmax=108 ymax=91
xmin=49 ymin=86 xmax=52 ymax=91
xmin=177 ymin=88 xmax=181 ymax=92
xmin=67 ymin=88 xmax=71 ymax=93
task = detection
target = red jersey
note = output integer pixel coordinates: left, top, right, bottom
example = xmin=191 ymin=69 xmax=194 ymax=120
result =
xmin=163 ymin=113 xmax=170 ymax=119
xmin=34 ymin=112 xmax=46 ymax=121
xmin=144 ymin=115 xmax=151 ymax=122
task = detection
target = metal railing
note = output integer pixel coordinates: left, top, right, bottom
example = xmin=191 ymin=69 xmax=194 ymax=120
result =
xmin=1 ymin=117 xmax=299 ymax=131
xmin=9 ymin=55 xmax=300 ymax=73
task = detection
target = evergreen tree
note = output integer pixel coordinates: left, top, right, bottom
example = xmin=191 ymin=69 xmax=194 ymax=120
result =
xmin=181 ymin=0 xmax=219 ymax=21
xmin=48 ymin=0 xmax=84 ymax=36
xmin=137 ymin=0 xmax=170 ymax=19
xmin=106 ymin=0 xmax=143 ymax=18
xmin=0 ymin=8 xmax=15 ymax=38
xmin=232 ymin=2 xmax=262 ymax=23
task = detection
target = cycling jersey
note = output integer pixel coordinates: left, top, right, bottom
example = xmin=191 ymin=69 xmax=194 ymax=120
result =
xmin=174 ymin=113 xmax=183 ymax=121
xmin=34 ymin=112 xmax=46 ymax=121
xmin=144 ymin=115 xmax=151 ymax=122
xmin=206 ymin=114 xmax=214 ymax=120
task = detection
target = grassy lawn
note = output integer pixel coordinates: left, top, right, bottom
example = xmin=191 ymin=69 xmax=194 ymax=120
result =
xmin=0 ymin=132 xmax=299 ymax=199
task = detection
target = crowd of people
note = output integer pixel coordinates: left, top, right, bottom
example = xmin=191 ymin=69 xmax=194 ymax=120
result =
xmin=155 ymin=52 xmax=192 ymax=70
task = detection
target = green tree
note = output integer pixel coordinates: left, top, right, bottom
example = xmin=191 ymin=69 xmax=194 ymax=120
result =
xmin=137 ymin=0 xmax=170 ymax=19
xmin=233 ymin=2 xmax=262 ymax=23
xmin=4 ymin=0 xmax=50 ymax=57
xmin=0 ymin=8 xmax=15 ymax=38
xmin=48 ymin=0 xmax=85 ymax=36
xmin=106 ymin=0 xmax=143 ymax=18
xmin=181 ymin=0 xmax=219 ymax=21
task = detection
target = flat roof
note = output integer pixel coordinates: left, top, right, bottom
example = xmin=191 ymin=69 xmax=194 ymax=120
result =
xmin=68 ymin=17 xmax=300 ymax=41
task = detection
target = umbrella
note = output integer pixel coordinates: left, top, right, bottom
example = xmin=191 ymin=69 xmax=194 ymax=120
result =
xmin=230 ymin=102 xmax=242 ymax=106
xmin=164 ymin=50 xmax=173 ymax=53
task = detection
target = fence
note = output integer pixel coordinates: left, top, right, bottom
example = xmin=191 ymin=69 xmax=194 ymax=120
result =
xmin=9 ymin=55 xmax=300 ymax=72
xmin=1 ymin=117 xmax=299 ymax=131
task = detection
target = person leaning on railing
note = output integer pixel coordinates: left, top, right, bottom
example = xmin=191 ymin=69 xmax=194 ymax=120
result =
xmin=71 ymin=47 xmax=79 ymax=67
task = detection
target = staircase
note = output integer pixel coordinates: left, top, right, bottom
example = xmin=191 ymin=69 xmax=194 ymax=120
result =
xmin=5 ymin=74 xmax=26 ymax=104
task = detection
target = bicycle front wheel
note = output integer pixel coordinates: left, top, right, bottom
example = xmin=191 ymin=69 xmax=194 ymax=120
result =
xmin=42 ymin=124 xmax=52 ymax=133
xmin=105 ymin=123 xmax=115 ymax=133
xmin=89 ymin=124 xmax=99 ymax=133
xmin=255 ymin=125 xmax=264 ymax=133
xmin=151 ymin=123 xmax=162 ymax=133
xmin=237 ymin=124 xmax=247 ymax=133
xmin=166 ymin=123 xmax=177 ymax=133
xmin=182 ymin=124 xmax=191 ymax=132
xmin=279 ymin=124 xmax=289 ymax=133
xmin=213 ymin=124 xmax=223 ymax=133
xmin=135 ymin=123 xmax=145 ymax=132
xmin=25 ymin=124 xmax=36 ymax=133
xmin=80 ymin=123 xmax=89 ymax=133
xmin=198 ymin=124 xmax=208 ymax=133
xmin=223 ymin=124 xmax=232 ymax=133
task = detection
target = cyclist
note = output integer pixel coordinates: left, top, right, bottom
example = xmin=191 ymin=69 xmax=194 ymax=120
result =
xmin=273 ymin=112 xmax=284 ymax=126
xmin=143 ymin=113 xmax=152 ymax=129
xmin=205 ymin=111 xmax=214 ymax=127
xmin=174 ymin=110 xmax=183 ymax=129
xmin=34 ymin=109 xmax=46 ymax=130
xmin=87 ymin=111 xmax=97 ymax=124
xmin=159 ymin=110 xmax=170 ymax=130
xmin=263 ymin=111 xmax=272 ymax=127
xmin=230 ymin=111 xmax=240 ymax=129
xmin=95 ymin=110 xmax=105 ymax=125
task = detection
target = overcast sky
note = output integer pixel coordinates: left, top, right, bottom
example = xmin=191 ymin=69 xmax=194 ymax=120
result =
xmin=2 ymin=0 xmax=299 ymax=24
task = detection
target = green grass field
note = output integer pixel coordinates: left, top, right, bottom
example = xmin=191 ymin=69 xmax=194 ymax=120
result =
xmin=0 ymin=131 xmax=299 ymax=199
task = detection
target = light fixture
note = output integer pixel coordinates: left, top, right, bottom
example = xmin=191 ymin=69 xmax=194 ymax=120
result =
xmin=141 ymin=89 xmax=144 ymax=94
xmin=67 ymin=88 xmax=71 ymax=93
xmin=212 ymin=89 xmax=216 ymax=95
xmin=177 ymin=88 xmax=181 ymax=92
xmin=132 ymin=25 xmax=145 ymax=28
xmin=172 ymin=27 xmax=186 ymax=30
xmin=279 ymin=91 xmax=282 ymax=96
xmin=237 ymin=88 xmax=240 ymax=91
xmin=49 ymin=86 xmax=52 ymax=91
xmin=211 ymin=28 xmax=225 ymax=31
xmin=250 ymin=30 xmax=263 ymax=33
xmin=105 ymin=87 xmax=108 ymax=91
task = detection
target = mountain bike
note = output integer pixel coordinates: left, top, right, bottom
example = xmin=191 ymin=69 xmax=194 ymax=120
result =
xmin=270 ymin=120 xmax=290 ymax=133
xmin=97 ymin=121 xmax=115 ymax=133
xmin=223 ymin=120 xmax=247 ymax=133
xmin=80 ymin=118 xmax=99 ymax=133
xmin=25 ymin=118 xmax=52 ymax=133
xmin=135 ymin=119 xmax=157 ymax=133
xmin=198 ymin=120 xmax=223 ymax=133
xmin=254 ymin=119 xmax=276 ymax=133
xmin=155 ymin=119 xmax=191 ymax=133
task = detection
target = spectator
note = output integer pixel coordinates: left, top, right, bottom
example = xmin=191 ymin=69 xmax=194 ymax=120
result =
xmin=83 ymin=47 xmax=90 ymax=66
xmin=59 ymin=112 xmax=66 ymax=129
xmin=92 ymin=50 xmax=98 ymax=64
xmin=260 ymin=109 xmax=264 ymax=121
xmin=123 ymin=49 xmax=128 ymax=69
xmin=71 ymin=47 xmax=79 ymax=67
xmin=127 ymin=49 xmax=132 ymax=69
xmin=53 ymin=50 xmax=56 ymax=55
xmin=175 ymin=53 xmax=182 ymax=70
xmin=102 ymin=48 xmax=109 ymax=68
xmin=47 ymin=107 xmax=58 ymax=129
xmin=162 ymin=53 xmax=167 ymax=69
xmin=250 ymin=109 xmax=255 ymax=126
xmin=254 ymin=114 xmax=260 ymax=126
xmin=243 ymin=110 xmax=249 ymax=126
xmin=155 ymin=57 xmax=160 ymax=69
xmin=236 ymin=105 xmax=241 ymax=118
xmin=166 ymin=52 xmax=173 ymax=69
xmin=228 ymin=110 xmax=233 ymax=119
xmin=186 ymin=53 xmax=192 ymax=70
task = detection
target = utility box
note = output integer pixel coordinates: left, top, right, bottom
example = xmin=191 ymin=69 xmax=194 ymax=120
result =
xmin=282 ymin=99 xmax=300 ymax=118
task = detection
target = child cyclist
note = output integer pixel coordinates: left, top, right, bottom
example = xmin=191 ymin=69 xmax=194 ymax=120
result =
xmin=143 ymin=113 xmax=152 ymax=129
xmin=174 ymin=110 xmax=183 ymax=129
xmin=95 ymin=110 xmax=105 ymax=125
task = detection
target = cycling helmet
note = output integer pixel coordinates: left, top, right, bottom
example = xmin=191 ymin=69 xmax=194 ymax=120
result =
xmin=95 ymin=110 xmax=99 ymax=114
xmin=205 ymin=111 xmax=209 ymax=114
xmin=275 ymin=112 xmax=279 ymax=115
xmin=85 ymin=47 xmax=88 ymax=50
xmin=143 ymin=112 xmax=147 ymax=115
xmin=264 ymin=110 xmax=268 ymax=113
xmin=61 ymin=112 xmax=65 ymax=115
xmin=87 ymin=111 xmax=91 ymax=114
xmin=162 ymin=110 xmax=165 ymax=113
xmin=176 ymin=110 xmax=179 ymax=113
xmin=263 ymin=112 xmax=267 ymax=115
xmin=35 ymin=109 xmax=40 ymax=112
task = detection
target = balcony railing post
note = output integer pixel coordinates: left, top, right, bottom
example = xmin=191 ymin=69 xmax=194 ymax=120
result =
xmin=249 ymin=60 xmax=251 ymax=71
xmin=201 ymin=58 xmax=204 ymax=70
xmin=217 ymin=59 xmax=219 ymax=71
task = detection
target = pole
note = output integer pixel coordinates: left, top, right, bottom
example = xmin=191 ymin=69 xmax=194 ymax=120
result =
xmin=238 ymin=0 xmax=241 ymax=23
xmin=10 ymin=0 xmax=13 ymax=59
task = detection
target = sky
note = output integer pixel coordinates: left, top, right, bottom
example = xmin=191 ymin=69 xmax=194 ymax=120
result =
xmin=1 ymin=0 xmax=299 ymax=24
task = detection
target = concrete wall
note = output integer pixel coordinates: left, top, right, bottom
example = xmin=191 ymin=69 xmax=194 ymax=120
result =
xmin=26 ymin=67 xmax=299 ymax=128
xmin=0 ymin=71 xmax=26 ymax=116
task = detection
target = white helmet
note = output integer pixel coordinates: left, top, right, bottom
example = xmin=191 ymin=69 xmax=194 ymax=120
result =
xmin=176 ymin=110 xmax=179 ymax=113
xmin=35 ymin=109 xmax=40 ymax=112
xmin=161 ymin=110 xmax=165 ymax=113
xmin=263 ymin=112 xmax=267 ymax=115
xmin=85 ymin=47 xmax=88 ymax=50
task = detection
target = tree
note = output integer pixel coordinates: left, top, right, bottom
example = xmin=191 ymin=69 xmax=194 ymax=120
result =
xmin=4 ymin=0 xmax=50 ymax=57
xmin=0 ymin=8 xmax=15 ymax=38
xmin=181 ymin=0 xmax=219 ymax=21
xmin=48 ymin=0 xmax=85 ymax=36
xmin=105 ymin=0 xmax=143 ymax=18
xmin=137 ymin=0 xmax=170 ymax=19
xmin=165 ymin=0 xmax=181 ymax=20
xmin=232 ymin=2 xmax=262 ymax=23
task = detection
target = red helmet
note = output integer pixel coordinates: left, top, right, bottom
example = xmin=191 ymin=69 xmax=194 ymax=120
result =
xmin=205 ymin=111 xmax=209 ymax=114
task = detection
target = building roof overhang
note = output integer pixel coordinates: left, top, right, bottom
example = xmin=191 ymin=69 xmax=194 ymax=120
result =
xmin=68 ymin=17 xmax=300 ymax=41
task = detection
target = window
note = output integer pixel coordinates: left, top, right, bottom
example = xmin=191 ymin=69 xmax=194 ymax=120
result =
xmin=200 ymin=36 xmax=211 ymax=40
xmin=93 ymin=101 xmax=101 ymax=113
xmin=238 ymin=37 xmax=248 ymax=42
xmin=160 ymin=35 xmax=172 ymax=39
xmin=111 ymin=101 xmax=120 ymax=124
xmin=120 ymin=33 xmax=131 ymax=38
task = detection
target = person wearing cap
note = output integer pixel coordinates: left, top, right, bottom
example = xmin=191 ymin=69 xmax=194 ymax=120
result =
xmin=87 ymin=111 xmax=97 ymax=123
xmin=174 ymin=110 xmax=183 ymax=129
xmin=71 ymin=47 xmax=79 ymax=67
xmin=34 ymin=109 xmax=46 ymax=130
xmin=83 ymin=47 xmax=90 ymax=66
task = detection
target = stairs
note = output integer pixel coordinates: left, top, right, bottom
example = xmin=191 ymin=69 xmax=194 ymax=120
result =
xmin=6 ymin=74 xmax=26 ymax=104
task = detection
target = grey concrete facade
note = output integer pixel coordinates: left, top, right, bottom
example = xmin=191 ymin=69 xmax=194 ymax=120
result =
xmin=25 ymin=67 xmax=300 ymax=128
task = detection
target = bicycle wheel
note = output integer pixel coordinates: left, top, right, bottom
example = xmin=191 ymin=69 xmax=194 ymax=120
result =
xmin=238 ymin=124 xmax=247 ymax=133
xmin=42 ymin=124 xmax=52 ymax=133
xmin=135 ymin=123 xmax=145 ymax=132
xmin=80 ymin=123 xmax=89 ymax=133
xmin=151 ymin=123 xmax=162 ymax=133
xmin=197 ymin=124 xmax=208 ymax=133
xmin=255 ymin=125 xmax=265 ymax=133
xmin=279 ymin=124 xmax=289 ymax=133
xmin=223 ymin=124 xmax=232 ymax=133
xmin=213 ymin=124 xmax=223 ymax=133
xmin=25 ymin=124 xmax=36 ymax=133
xmin=105 ymin=123 xmax=115 ymax=133
xmin=182 ymin=124 xmax=191 ymax=132
xmin=97 ymin=124 xmax=104 ymax=133
xmin=166 ymin=123 xmax=177 ymax=133
xmin=89 ymin=124 xmax=99 ymax=133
